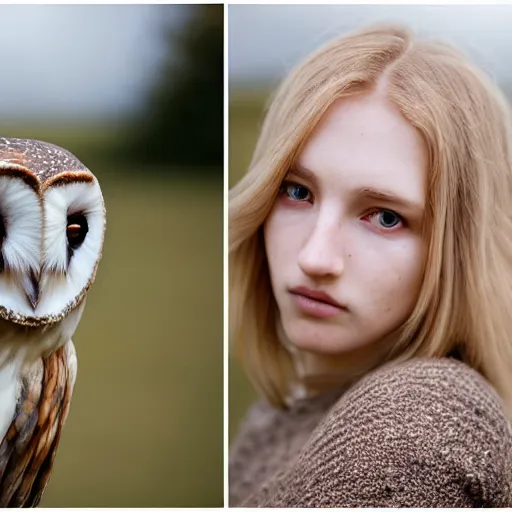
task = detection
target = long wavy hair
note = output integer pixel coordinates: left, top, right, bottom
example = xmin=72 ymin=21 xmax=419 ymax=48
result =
xmin=229 ymin=24 xmax=512 ymax=412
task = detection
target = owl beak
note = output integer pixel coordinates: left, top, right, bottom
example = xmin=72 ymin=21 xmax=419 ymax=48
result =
xmin=23 ymin=270 xmax=40 ymax=310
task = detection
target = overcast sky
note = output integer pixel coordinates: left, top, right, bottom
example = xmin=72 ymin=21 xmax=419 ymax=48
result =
xmin=0 ymin=5 xmax=191 ymax=120
xmin=229 ymin=5 xmax=512 ymax=89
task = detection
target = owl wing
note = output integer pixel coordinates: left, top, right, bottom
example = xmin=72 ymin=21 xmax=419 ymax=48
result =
xmin=0 ymin=340 xmax=77 ymax=507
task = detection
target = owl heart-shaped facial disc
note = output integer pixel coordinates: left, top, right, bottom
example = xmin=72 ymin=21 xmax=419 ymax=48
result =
xmin=0 ymin=138 xmax=106 ymax=327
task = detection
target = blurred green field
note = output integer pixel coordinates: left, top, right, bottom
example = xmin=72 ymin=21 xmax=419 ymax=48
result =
xmin=229 ymin=92 xmax=269 ymax=440
xmin=0 ymin=124 xmax=223 ymax=507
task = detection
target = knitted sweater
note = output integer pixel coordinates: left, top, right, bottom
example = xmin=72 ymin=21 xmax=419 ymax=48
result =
xmin=229 ymin=357 xmax=512 ymax=507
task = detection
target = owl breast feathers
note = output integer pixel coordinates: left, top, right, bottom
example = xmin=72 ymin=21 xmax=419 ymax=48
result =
xmin=0 ymin=341 xmax=76 ymax=507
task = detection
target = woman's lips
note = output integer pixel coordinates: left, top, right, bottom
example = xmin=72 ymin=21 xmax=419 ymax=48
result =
xmin=289 ymin=286 xmax=347 ymax=319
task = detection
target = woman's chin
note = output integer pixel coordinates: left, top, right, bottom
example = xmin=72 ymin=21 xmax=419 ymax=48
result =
xmin=284 ymin=323 xmax=359 ymax=355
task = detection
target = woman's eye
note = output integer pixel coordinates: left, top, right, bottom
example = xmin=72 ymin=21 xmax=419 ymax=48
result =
xmin=280 ymin=182 xmax=312 ymax=202
xmin=366 ymin=209 xmax=403 ymax=230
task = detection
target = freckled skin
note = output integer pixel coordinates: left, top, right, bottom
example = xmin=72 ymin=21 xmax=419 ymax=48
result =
xmin=264 ymin=91 xmax=428 ymax=359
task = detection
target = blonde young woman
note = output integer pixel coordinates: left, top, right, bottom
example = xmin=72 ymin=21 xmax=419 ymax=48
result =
xmin=229 ymin=25 xmax=512 ymax=507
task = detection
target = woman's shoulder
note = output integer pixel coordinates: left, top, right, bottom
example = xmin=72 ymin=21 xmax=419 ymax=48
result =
xmin=337 ymin=356 xmax=509 ymax=425
xmin=324 ymin=356 xmax=512 ymax=448
xmin=361 ymin=354 xmax=498 ymax=388
xmin=250 ymin=357 xmax=512 ymax=507
xmin=306 ymin=356 xmax=512 ymax=506
xmin=349 ymin=355 xmax=503 ymax=396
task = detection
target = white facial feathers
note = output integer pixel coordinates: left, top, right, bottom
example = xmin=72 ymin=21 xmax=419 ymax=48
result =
xmin=0 ymin=177 xmax=42 ymax=316
xmin=39 ymin=181 xmax=104 ymax=316
xmin=0 ymin=178 xmax=41 ymax=273
xmin=0 ymin=174 xmax=105 ymax=322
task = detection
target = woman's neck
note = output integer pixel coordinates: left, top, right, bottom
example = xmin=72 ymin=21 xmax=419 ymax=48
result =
xmin=293 ymin=335 xmax=395 ymax=397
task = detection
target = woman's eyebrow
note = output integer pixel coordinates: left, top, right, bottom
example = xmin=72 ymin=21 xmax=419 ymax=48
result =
xmin=357 ymin=187 xmax=424 ymax=215
xmin=287 ymin=164 xmax=317 ymax=185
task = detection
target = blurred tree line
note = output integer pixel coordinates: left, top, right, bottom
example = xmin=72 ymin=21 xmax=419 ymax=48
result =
xmin=110 ymin=4 xmax=223 ymax=175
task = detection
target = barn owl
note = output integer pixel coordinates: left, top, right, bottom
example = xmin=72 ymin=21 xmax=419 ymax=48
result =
xmin=0 ymin=137 xmax=105 ymax=506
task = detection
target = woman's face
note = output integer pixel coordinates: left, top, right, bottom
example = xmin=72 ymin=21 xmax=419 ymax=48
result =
xmin=264 ymin=91 xmax=428 ymax=356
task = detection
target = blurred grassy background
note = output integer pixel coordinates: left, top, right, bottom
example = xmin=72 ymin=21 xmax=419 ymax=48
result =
xmin=0 ymin=4 xmax=223 ymax=507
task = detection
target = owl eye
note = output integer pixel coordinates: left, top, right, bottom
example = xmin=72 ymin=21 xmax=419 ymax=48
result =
xmin=66 ymin=214 xmax=88 ymax=250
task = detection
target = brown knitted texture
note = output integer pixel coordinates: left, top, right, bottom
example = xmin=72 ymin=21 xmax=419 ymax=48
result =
xmin=229 ymin=357 xmax=512 ymax=507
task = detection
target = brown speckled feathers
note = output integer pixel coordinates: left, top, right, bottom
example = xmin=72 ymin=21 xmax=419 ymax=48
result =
xmin=0 ymin=137 xmax=92 ymax=186
xmin=0 ymin=341 xmax=76 ymax=507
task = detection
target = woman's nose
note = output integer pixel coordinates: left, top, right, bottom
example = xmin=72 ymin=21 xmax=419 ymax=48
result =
xmin=298 ymin=221 xmax=345 ymax=278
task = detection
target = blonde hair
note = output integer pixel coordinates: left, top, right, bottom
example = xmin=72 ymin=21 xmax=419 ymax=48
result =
xmin=229 ymin=24 xmax=512 ymax=412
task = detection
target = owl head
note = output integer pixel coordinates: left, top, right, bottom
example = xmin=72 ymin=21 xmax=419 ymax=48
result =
xmin=0 ymin=137 xmax=105 ymax=336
